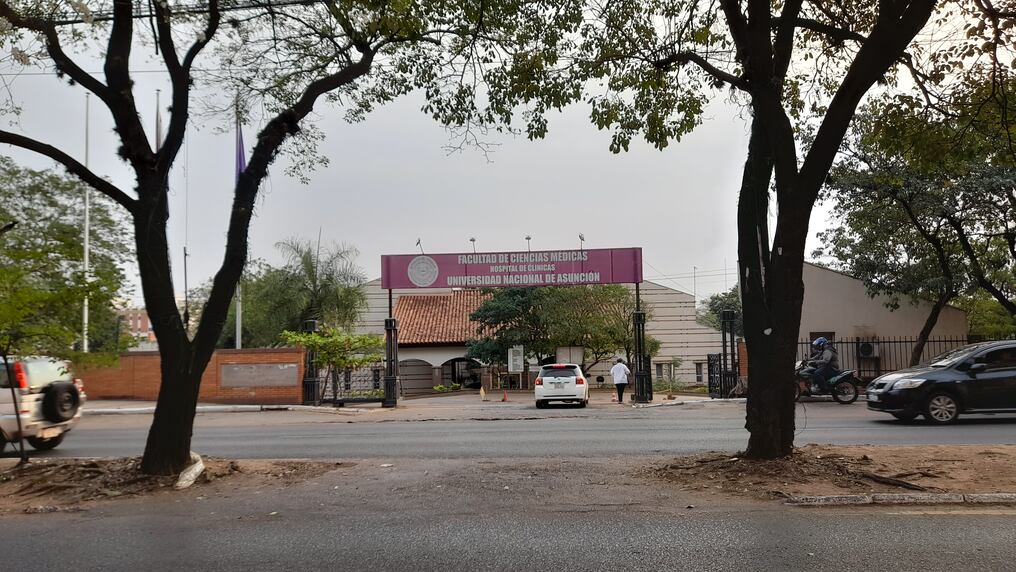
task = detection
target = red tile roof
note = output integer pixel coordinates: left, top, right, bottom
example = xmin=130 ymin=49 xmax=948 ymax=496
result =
xmin=394 ymin=290 xmax=489 ymax=345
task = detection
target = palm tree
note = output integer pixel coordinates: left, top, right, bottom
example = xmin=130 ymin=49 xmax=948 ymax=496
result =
xmin=268 ymin=238 xmax=367 ymax=330
xmin=211 ymin=238 xmax=367 ymax=348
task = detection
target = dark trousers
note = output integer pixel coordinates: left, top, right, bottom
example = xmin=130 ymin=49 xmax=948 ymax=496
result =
xmin=615 ymin=383 xmax=626 ymax=402
xmin=811 ymin=366 xmax=838 ymax=390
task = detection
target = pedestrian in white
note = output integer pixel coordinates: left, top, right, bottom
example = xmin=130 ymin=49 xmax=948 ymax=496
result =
xmin=610 ymin=358 xmax=631 ymax=403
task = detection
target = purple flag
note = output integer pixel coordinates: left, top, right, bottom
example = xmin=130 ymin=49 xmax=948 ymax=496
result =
xmin=235 ymin=116 xmax=246 ymax=182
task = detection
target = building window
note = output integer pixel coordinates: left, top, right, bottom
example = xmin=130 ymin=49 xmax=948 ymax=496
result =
xmin=655 ymin=363 xmax=663 ymax=378
xmin=695 ymin=362 xmax=703 ymax=383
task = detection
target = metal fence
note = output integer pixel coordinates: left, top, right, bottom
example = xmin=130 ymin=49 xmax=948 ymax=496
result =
xmin=318 ymin=364 xmax=386 ymax=404
xmin=795 ymin=336 xmax=1000 ymax=382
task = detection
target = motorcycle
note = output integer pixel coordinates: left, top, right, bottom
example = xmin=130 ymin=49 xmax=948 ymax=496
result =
xmin=794 ymin=360 xmax=859 ymax=404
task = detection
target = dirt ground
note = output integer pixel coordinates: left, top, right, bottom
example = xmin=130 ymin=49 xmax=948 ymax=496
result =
xmin=0 ymin=457 xmax=343 ymax=514
xmin=654 ymin=444 xmax=1016 ymax=500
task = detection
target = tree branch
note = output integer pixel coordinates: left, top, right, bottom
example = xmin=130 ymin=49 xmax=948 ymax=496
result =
xmin=0 ymin=2 xmax=112 ymax=103
xmin=652 ymin=51 xmax=749 ymax=90
xmin=0 ymin=130 xmax=136 ymax=212
xmin=153 ymin=0 xmax=222 ymax=175
xmin=945 ymin=211 xmax=1016 ymax=316
xmin=191 ymin=47 xmax=376 ymax=361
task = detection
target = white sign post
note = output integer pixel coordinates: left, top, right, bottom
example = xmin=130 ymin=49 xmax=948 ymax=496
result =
xmin=508 ymin=346 xmax=525 ymax=374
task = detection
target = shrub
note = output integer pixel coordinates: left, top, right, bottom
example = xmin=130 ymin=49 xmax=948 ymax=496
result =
xmin=433 ymin=385 xmax=448 ymax=392
xmin=450 ymin=383 xmax=462 ymax=391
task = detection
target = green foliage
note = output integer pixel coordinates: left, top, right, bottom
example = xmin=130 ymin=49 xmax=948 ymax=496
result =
xmin=450 ymin=383 xmax=461 ymax=391
xmin=465 ymin=285 xmax=657 ymax=371
xmin=203 ymin=239 xmax=366 ymax=348
xmin=433 ymin=384 xmax=448 ymax=392
xmin=279 ymin=327 xmax=384 ymax=372
xmin=697 ymin=286 xmax=743 ymax=337
xmin=817 ymin=97 xmax=1015 ymax=320
xmin=0 ymin=157 xmax=132 ymax=364
xmin=956 ymin=293 xmax=1016 ymax=338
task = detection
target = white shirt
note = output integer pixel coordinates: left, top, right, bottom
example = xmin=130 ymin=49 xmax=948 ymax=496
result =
xmin=610 ymin=363 xmax=630 ymax=385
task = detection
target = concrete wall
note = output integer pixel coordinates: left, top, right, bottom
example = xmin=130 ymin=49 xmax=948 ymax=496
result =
xmin=800 ymin=263 xmax=968 ymax=340
xmin=80 ymin=348 xmax=304 ymax=404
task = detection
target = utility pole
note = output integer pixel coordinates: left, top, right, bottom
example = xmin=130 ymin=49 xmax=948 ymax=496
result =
xmin=82 ymin=93 xmax=90 ymax=352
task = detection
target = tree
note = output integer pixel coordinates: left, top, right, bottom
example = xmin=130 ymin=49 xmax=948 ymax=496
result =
xmin=279 ymin=327 xmax=384 ymax=376
xmin=466 ymin=285 xmax=656 ymax=373
xmin=0 ymin=1 xmax=523 ymax=473
xmin=0 ymin=157 xmax=132 ymax=361
xmin=697 ymin=286 xmax=744 ymax=337
xmin=484 ymin=0 xmax=1009 ymax=457
xmin=467 ymin=288 xmax=555 ymax=365
xmin=957 ymin=292 xmax=1016 ymax=338
xmin=819 ymin=96 xmax=1016 ymax=365
xmin=0 ymin=159 xmax=131 ymax=461
xmin=208 ymin=240 xmax=366 ymax=349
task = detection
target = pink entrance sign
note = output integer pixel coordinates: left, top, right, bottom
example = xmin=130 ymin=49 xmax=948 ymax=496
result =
xmin=381 ymin=247 xmax=643 ymax=289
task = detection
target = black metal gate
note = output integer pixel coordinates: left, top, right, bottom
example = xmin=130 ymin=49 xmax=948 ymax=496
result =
xmin=707 ymin=309 xmax=740 ymax=398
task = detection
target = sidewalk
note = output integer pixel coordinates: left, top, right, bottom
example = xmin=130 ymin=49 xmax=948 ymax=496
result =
xmin=82 ymin=400 xmax=375 ymax=415
xmin=82 ymin=390 xmax=716 ymax=417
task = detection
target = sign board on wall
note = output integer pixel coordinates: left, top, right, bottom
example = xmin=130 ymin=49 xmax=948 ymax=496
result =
xmin=220 ymin=363 xmax=299 ymax=388
xmin=381 ymin=247 xmax=643 ymax=289
xmin=508 ymin=346 xmax=525 ymax=373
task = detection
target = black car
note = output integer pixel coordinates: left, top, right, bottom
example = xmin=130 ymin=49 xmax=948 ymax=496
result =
xmin=866 ymin=341 xmax=1016 ymax=424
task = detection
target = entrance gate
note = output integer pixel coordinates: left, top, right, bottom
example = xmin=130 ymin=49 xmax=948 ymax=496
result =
xmin=381 ymin=247 xmax=649 ymax=405
xmin=707 ymin=309 xmax=741 ymax=398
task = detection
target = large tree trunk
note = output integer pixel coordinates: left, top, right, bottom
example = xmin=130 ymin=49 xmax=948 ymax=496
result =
xmin=131 ymin=196 xmax=219 ymax=475
xmin=141 ymin=353 xmax=203 ymax=474
xmin=736 ymin=118 xmax=802 ymax=459
xmin=910 ymin=290 xmax=954 ymax=367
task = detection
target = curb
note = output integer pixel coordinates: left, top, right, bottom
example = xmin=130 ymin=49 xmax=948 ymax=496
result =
xmin=85 ymin=404 xmax=373 ymax=416
xmin=787 ymin=492 xmax=1016 ymax=507
xmin=632 ymin=398 xmax=744 ymax=409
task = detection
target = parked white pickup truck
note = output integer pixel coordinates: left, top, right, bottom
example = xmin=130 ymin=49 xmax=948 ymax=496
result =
xmin=1 ymin=357 xmax=85 ymax=453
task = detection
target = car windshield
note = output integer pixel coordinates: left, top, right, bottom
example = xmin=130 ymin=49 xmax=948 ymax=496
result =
xmin=928 ymin=344 xmax=982 ymax=367
xmin=540 ymin=367 xmax=578 ymax=378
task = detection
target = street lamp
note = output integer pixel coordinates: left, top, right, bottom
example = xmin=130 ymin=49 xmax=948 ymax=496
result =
xmin=525 ymin=235 xmax=531 ymax=252
xmin=578 ymin=233 xmax=585 ymax=251
xmin=469 ymin=237 xmax=477 ymax=253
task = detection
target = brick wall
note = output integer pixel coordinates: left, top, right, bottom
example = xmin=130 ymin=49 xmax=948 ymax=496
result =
xmin=81 ymin=348 xmax=305 ymax=405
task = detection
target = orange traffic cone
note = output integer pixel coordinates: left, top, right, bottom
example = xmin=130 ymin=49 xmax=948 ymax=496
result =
xmin=501 ymin=389 xmax=509 ymax=402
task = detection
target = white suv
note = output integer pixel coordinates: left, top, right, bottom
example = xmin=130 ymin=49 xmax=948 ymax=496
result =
xmin=535 ymin=364 xmax=589 ymax=408
xmin=1 ymin=357 xmax=85 ymax=453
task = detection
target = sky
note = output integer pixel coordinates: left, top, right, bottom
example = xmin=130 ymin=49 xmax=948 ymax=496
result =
xmin=2 ymin=45 xmax=833 ymax=307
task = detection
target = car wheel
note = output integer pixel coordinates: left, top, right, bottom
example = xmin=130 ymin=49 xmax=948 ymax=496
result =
xmin=578 ymin=399 xmax=588 ymax=408
xmin=42 ymin=382 xmax=80 ymax=423
xmin=27 ymin=433 xmax=65 ymax=451
xmin=892 ymin=412 xmax=919 ymax=423
xmin=924 ymin=392 xmax=960 ymax=424
xmin=535 ymin=400 xmax=546 ymax=409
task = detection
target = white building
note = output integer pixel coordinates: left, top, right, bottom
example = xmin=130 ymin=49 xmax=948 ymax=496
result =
xmin=355 ymin=278 xmax=723 ymax=392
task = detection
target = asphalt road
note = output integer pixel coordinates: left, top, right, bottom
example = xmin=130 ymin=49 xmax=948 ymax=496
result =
xmin=25 ymin=400 xmax=1016 ymax=460
xmin=4 ymin=401 xmax=1016 ymax=571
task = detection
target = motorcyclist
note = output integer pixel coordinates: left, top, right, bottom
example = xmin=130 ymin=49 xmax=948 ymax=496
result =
xmin=806 ymin=337 xmax=841 ymax=391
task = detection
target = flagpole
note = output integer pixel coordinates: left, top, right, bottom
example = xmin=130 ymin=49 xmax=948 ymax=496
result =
xmin=82 ymin=93 xmax=90 ymax=352
xmin=235 ymin=107 xmax=244 ymax=349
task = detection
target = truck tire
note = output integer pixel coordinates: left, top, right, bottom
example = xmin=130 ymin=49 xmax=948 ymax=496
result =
xmin=42 ymin=382 xmax=80 ymax=423
xmin=27 ymin=433 xmax=65 ymax=451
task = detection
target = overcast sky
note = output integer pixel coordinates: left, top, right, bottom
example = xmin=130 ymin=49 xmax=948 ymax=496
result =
xmin=3 ymin=51 xmax=832 ymax=306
